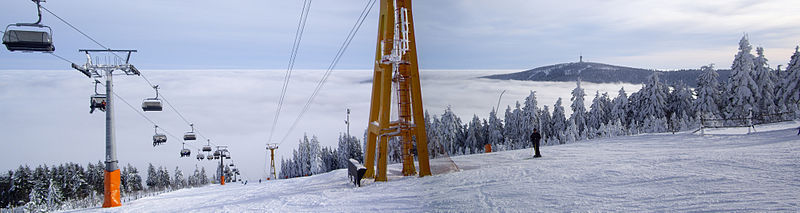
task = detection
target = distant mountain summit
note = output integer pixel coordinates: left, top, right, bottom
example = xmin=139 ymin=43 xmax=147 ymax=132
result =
xmin=483 ymin=61 xmax=730 ymax=86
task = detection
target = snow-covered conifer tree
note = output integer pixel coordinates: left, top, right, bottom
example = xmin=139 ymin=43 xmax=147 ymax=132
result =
xmin=539 ymin=105 xmax=552 ymax=145
xmin=487 ymin=108 xmax=504 ymax=149
xmin=754 ymin=47 xmax=779 ymax=118
xmin=725 ymin=36 xmax=760 ymax=121
xmin=551 ymin=98 xmax=567 ymax=144
xmin=521 ymin=91 xmax=540 ymax=146
xmin=570 ymin=79 xmax=587 ymax=135
xmin=610 ymin=87 xmax=629 ymax=128
xmin=693 ymin=64 xmax=722 ymax=122
xmin=779 ymin=46 xmax=800 ymax=114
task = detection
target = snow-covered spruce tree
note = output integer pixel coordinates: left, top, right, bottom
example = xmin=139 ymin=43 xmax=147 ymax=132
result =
xmin=539 ymin=105 xmax=553 ymax=145
xmin=636 ymin=74 xmax=669 ymax=133
xmin=779 ymin=46 xmax=800 ymax=115
xmin=199 ymin=167 xmax=208 ymax=185
xmin=507 ymin=102 xmax=527 ymax=149
xmin=126 ymin=164 xmax=143 ymax=192
xmin=521 ymin=91 xmax=540 ymax=147
xmin=337 ymin=133 xmax=363 ymax=165
xmin=667 ymin=81 xmax=694 ymax=131
xmin=440 ymin=106 xmax=464 ymax=155
xmin=310 ymin=135 xmax=323 ymax=175
xmin=724 ymin=35 xmax=759 ymax=121
xmin=610 ymin=87 xmax=629 ymax=129
xmin=85 ymin=161 xmax=103 ymax=196
xmin=172 ymin=167 xmax=185 ymax=189
xmin=754 ymin=46 xmax=779 ymax=119
xmin=587 ymin=91 xmax=611 ymax=138
xmin=551 ymin=98 xmax=567 ymax=144
xmin=146 ymin=163 xmax=157 ymax=190
xmin=487 ymin=108 xmax=504 ymax=150
xmin=159 ymin=166 xmax=170 ymax=190
xmin=564 ymin=119 xmax=578 ymax=144
xmin=570 ymin=78 xmax=588 ymax=137
xmin=693 ymin=64 xmax=722 ymax=122
xmin=465 ymin=115 xmax=483 ymax=154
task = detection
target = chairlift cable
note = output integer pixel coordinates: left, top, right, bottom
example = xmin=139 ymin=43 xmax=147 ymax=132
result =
xmin=40 ymin=6 xmax=112 ymax=52
xmin=49 ymin=52 xmax=77 ymax=64
xmin=278 ymin=0 xmax=376 ymax=145
xmin=268 ymin=0 xmax=313 ymax=145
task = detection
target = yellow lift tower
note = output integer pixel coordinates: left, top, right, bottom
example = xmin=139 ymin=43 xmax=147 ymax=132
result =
xmin=364 ymin=0 xmax=431 ymax=181
xmin=266 ymin=144 xmax=279 ymax=180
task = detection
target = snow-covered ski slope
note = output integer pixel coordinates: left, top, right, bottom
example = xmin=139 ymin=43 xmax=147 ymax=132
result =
xmin=78 ymin=123 xmax=800 ymax=212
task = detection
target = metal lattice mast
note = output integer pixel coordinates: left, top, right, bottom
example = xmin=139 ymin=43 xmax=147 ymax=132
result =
xmin=364 ymin=0 xmax=430 ymax=182
xmin=71 ymin=49 xmax=140 ymax=208
xmin=266 ymin=144 xmax=279 ymax=180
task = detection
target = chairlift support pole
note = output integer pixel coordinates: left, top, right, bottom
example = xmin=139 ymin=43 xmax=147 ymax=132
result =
xmin=266 ymin=144 xmax=278 ymax=180
xmin=71 ymin=49 xmax=139 ymax=208
xmin=216 ymin=145 xmax=229 ymax=185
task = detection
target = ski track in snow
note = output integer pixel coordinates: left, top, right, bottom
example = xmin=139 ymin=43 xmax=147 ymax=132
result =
xmin=73 ymin=125 xmax=800 ymax=212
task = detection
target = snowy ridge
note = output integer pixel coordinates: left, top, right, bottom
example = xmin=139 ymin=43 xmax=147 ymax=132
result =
xmin=78 ymin=123 xmax=800 ymax=212
xmin=484 ymin=62 xmax=732 ymax=86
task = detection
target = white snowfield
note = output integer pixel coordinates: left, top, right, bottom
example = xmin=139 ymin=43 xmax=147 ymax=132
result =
xmin=77 ymin=123 xmax=800 ymax=212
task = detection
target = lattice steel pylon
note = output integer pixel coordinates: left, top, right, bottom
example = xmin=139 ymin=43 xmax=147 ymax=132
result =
xmin=364 ymin=0 xmax=430 ymax=182
xmin=266 ymin=144 xmax=278 ymax=180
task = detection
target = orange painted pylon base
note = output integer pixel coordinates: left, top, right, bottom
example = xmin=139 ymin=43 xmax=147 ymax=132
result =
xmin=221 ymin=176 xmax=225 ymax=185
xmin=102 ymin=169 xmax=121 ymax=208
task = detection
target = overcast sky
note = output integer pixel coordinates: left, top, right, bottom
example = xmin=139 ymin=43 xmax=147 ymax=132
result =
xmin=1 ymin=0 xmax=799 ymax=70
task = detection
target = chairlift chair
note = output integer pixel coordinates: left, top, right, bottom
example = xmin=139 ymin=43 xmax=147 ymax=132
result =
xmin=179 ymin=142 xmax=191 ymax=157
xmin=89 ymin=94 xmax=107 ymax=113
xmin=213 ymin=150 xmax=221 ymax=157
xmin=207 ymin=155 xmax=215 ymax=161
xmin=229 ymin=163 xmax=234 ymax=167
xmin=141 ymin=85 xmax=163 ymax=112
xmin=196 ymin=152 xmax=205 ymax=160
xmin=180 ymin=148 xmax=191 ymax=157
xmin=89 ymin=80 xmax=106 ymax=114
xmin=202 ymin=145 xmax=212 ymax=152
xmin=152 ymin=125 xmax=167 ymax=146
xmin=184 ymin=124 xmax=196 ymax=141
xmin=3 ymin=1 xmax=55 ymax=52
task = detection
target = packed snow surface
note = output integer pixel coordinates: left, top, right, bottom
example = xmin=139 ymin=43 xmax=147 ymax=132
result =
xmin=76 ymin=124 xmax=800 ymax=212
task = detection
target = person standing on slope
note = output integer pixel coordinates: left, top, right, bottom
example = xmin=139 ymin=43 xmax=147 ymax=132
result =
xmin=530 ymin=128 xmax=542 ymax=158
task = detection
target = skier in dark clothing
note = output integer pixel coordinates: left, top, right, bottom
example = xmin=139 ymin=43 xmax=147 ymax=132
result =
xmin=530 ymin=128 xmax=542 ymax=158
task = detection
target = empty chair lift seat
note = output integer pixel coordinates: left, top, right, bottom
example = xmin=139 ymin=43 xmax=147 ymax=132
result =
xmin=2 ymin=28 xmax=54 ymax=52
xmin=347 ymin=159 xmax=367 ymax=187
xmin=141 ymin=98 xmax=162 ymax=111
xmin=184 ymin=132 xmax=196 ymax=141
